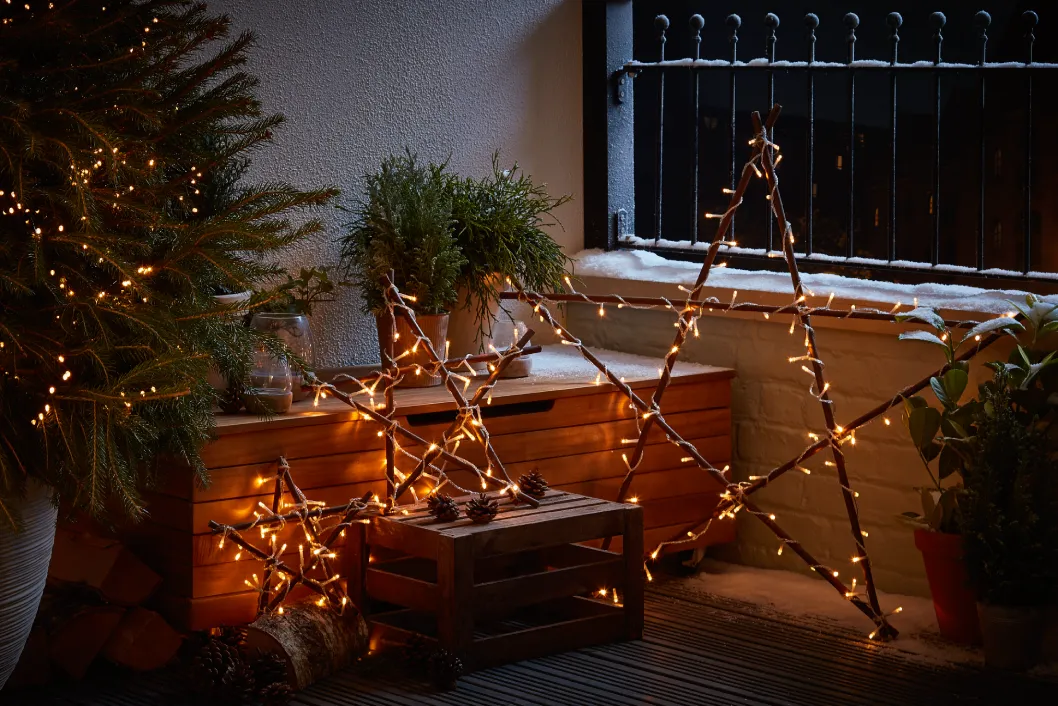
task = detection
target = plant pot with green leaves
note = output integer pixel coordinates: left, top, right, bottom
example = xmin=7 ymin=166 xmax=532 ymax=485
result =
xmin=339 ymin=153 xmax=465 ymax=388
xmin=963 ymin=369 xmax=1058 ymax=670
xmin=898 ymin=307 xmax=997 ymax=645
xmin=900 ymin=296 xmax=1058 ymax=666
xmin=0 ymin=2 xmax=336 ymax=688
xmin=448 ymin=154 xmax=572 ymax=370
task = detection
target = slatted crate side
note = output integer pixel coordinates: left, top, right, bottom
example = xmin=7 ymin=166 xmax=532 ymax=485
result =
xmin=149 ymin=407 xmax=729 ymax=534
xmin=147 ymin=479 xmax=386 ymax=534
xmin=553 ymin=465 xmax=726 ymax=503
xmin=200 ymin=414 xmax=390 ymax=468
xmin=185 ymin=379 xmax=729 ymax=502
xmin=590 ymin=515 xmax=735 ymax=556
xmin=211 ymin=372 xmax=733 ymax=438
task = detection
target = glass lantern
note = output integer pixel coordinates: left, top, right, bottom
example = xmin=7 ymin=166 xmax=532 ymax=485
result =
xmin=250 ymin=313 xmax=313 ymax=402
xmin=487 ymin=314 xmax=533 ymax=378
xmin=245 ymin=349 xmax=294 ymax=414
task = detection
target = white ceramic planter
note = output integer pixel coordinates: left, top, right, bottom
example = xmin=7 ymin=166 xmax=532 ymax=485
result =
xmin=0 ymin=480 xmax=58 ymax=689
xmin=207 ymin=291 xmax=254 ymax=392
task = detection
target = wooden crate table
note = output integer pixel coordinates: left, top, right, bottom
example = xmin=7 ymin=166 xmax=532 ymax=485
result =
xmin=127 ymin=346 xmax=734 ymax=630
xmin=355 ymin=490 xmax=643 ymax=670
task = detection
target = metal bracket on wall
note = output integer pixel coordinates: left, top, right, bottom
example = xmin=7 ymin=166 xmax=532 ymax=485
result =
xmin=615 ymin=209 xmax=629 ymax=240
xmin=614 ymin=72 xmax=627 ymax=104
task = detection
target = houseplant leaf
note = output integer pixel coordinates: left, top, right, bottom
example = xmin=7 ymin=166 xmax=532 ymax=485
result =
xmin=959 ymin=316 xmax=1024 ymax=345
xmin=896 ymin=307 xmax=946 ymax=332
xmin=908 ymin=406 xmax=942 ymax=450
xmin=899 ymin=329 xmax=949 ymax=349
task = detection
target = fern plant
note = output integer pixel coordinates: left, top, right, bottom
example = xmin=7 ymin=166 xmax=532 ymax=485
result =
xmin=450 ymin=154 xmax=572 ymax=344
xmin=338 ymin=153 xmax=464 ymax=316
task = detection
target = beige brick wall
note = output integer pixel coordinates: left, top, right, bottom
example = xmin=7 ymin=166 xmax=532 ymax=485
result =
xmin=566 ymin=285 xmax=1013 ymax=598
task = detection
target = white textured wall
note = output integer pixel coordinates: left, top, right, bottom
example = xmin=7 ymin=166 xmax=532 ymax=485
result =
xmin=216 ymin=0 xmax=584 ymax=367
xmin=569 ymin=290 xmax=1012 ymax=598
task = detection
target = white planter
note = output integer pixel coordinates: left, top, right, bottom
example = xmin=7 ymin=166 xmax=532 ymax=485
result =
xmin=0 ymin=480 xmax=58 ymax=689
xmin=208 ymin=291 xmax=254 ymax=391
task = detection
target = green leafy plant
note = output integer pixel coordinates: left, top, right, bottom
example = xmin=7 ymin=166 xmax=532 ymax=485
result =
xmin=338 ymin=152 xmax=465 ymax=316
xmin=0 ymin=1 xmax=336 ymax=527
xmin=961 ymin=371 xmax=1058 ymax=606
xmin=897 ymin=306 xmax=1025 ymax=532
xmin=450 ymin=154 xmax=572 ymax=344
xmin=261 ymin=267 xmax=350 ymax=317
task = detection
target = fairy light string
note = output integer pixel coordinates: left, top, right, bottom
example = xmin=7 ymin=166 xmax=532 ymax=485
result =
xmin=208 ymin=457 xmax=380 ymax=617
xmin=750 ymin=109 xmax=891 ymax=636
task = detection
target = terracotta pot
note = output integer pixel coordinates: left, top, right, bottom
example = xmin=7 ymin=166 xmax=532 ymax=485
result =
xmin=0 ymin=480 xmax=58 ymax=689
xmin=914 ymin=528 xmax=981 ymax=644
xmin=977 ymin=602 xmax=1045 ymax=670
xmin=447 ymin=275 xmax=505 ymax=370
xmin=376 ymin=313 xmax=450 ymax=388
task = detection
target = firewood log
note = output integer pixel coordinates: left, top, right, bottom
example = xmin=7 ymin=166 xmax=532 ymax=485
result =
xmin=48 ymin=606 xmax=125 ymax=679
xmin=48 ymin=529 xmax=161 ymax=606
xmin=243 ymin=600 xmax=368 ymax=690
xmin=102 ymin=608 xmax=182 ymax=671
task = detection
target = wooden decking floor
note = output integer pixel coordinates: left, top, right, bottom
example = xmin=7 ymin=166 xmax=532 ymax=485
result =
xmin=7 ymin=578 xmax=1055 ymax=705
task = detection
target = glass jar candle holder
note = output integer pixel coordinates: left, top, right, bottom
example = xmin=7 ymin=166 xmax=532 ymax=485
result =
xmin=250 ymin=313 xmax=313 ymax=402
xmin=487 ymin=316 xmax=532 ymax=379
xmin=244 ymin=350 xmax=294 ymax=414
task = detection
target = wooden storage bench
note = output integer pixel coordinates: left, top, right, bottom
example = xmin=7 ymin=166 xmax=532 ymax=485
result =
xmin=127 ymin=347 xmax=734 ymax=630
xmin=355 ymin=490 xmax=643 ymax=669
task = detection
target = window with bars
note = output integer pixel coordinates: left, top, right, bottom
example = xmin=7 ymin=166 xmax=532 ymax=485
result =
xmin=583 ymin=1 xmax=1058 ymax=289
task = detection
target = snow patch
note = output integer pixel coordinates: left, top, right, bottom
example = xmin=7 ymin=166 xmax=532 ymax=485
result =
xmin=573 ymin=248 xmax=1054 ymax=316
xmin=522 ymin=344 xmax=708 ymax=385
xmin=690 ymin=560 xmax=1057 ymax=675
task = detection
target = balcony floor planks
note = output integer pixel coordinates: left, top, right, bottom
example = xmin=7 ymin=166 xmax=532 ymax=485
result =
xmin=28 ymin=575 xmax=1055 ymax=706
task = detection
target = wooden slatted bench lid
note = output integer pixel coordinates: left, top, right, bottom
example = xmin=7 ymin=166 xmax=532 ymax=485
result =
xmin=369 ymin=491 xmax=638 ymax=559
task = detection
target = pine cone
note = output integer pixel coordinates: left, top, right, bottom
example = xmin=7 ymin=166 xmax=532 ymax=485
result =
xmin=427 ymin=493 xmax=459 ymax=522
xmin=215 ymin=625 xmax=248 ymax=651
xmin=428 ymin=648 xmax=464 ymax=691
xmin=259 ymin=681 xmax=294 ymax=706
xmin=464 ymin=493 xmax=498 ymax=524
xmin=189 ymin=637 xmax=245 ymax=698
xmin=250 ymin=650 xmax=289 ymax=692
xmin=220 ymin=659 xmax=257 ymax=704
xmin=218 ymin=380 xmax=245 ymax=414
xmin=400 ymin=633 xmax=433 ymax=666
xmin=518 ymin=470 xmax=549 ymax=499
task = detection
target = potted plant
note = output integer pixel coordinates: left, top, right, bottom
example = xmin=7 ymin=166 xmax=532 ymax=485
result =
xmin=899 ymin=297 xmax=1058 ymax=666
xmin=0 ymin=4 xmax=335 ymax=687
xmin=338 ymin=153 xmax=465 ymax=387
xmin=963 ymin=370 xmax=1058 ymax=670
xmin=898 ymin=308 xmax=994 ymax=644
xmin=447 ymin=154 xmax=572 ymax=365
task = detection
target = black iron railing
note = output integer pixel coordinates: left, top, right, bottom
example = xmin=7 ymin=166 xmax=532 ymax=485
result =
xmin=582 ymin=3 xmax=1058 ymax=286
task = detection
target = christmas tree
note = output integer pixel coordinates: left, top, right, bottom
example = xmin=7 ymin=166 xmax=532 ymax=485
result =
xmin=0 ymin=0 xmax=337 ymax=526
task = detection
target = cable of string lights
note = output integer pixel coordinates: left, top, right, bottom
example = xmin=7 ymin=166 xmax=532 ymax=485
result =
xmin=496 ymin=104 xmax=1022 ymax=640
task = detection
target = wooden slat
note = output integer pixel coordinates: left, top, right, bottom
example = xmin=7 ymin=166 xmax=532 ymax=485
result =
xmin=468 ymin=599 xmax=627 ymax=670
xmin=145 ymin=479 xmax=385 ymax=534
xmin=212 ymin=366 xmax=734 ymax=435
xmin=473 ymin=558 xmax=624 ymax=615
xmin=162 ymin=382 xmax=729 ymax=501
xmin=366 ymin=568 xmax=438 ymax=614
xmin=553 ymin=466 xmax=725 ymax=503
xmin=470 ymin=504 xmax=630 ymax=557
xmin=155 ymin=584 xmax=317 ymax=631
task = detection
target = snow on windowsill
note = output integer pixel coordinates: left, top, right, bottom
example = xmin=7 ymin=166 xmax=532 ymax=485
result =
xmin=573 ymin=246 xmax=1055 ymax=317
